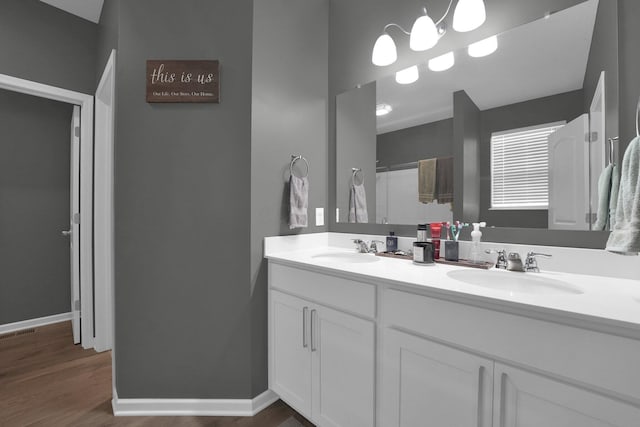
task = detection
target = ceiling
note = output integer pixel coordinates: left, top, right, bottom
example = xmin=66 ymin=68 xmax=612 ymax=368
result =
xmin=376 ymin=0 xmax=599 ymax=134
xmin=40 ymin=0 xmax=104 ymax=24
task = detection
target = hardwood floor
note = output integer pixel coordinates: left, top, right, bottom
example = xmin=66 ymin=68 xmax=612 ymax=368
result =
xmin=0 ymin=321 xmax=314 ymax=427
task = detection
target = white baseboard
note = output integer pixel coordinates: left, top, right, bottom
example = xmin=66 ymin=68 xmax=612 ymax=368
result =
xmin=111 ymin=389 xmax=280 ymax=417
xmin=0 ymin=312 xmax=72 ymax=335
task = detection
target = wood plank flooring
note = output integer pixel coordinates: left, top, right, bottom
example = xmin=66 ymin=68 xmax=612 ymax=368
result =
xmin=0 ymin=321 xmax=314 ymax=427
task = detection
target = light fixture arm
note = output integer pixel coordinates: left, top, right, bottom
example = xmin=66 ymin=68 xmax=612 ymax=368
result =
xmin=433 ymin=0 xmax=455 ymax=26
xmin=383 ymin=23 xmax=411 ymax=36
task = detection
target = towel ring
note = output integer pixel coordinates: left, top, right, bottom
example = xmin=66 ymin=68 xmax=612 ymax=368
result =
xmin=352 ymin=168 xmax=364 ymax=185
xmin=290 ymin=155 xmax=309 ymax=179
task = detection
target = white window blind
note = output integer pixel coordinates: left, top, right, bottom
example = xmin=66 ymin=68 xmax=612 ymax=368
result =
xmin=490 ymin=122 xmax=565 ymax=210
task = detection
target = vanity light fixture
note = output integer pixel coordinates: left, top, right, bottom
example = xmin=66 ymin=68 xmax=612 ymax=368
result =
xmin=376 ymin=103 xmax=393 ymax=116
xmin=372 ymin=33 xmax=398 ymax=66
xmin=372 ymin=0 xmax=486 ymax=66
xmin=395 ymin=65 xmax=420 ymax=84
xmin=452 ymin=0 xmax=486 ymax=32
xmin=428 ymin=51 xmax=455 ymax=71
xmin=468 ymin=35 xmax=498 ymax=57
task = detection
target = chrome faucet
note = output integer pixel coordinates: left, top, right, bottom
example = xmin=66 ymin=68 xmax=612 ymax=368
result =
xmin=352 ymin=239 xmax=384 ymax=253
xmin=524 ymin=252 xmax=552 ymax=272
xmin=485 ymin=249 xmax=507 ymax=269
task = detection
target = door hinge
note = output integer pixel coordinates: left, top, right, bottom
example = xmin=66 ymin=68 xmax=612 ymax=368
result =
xmin=74 ymin=126 xmax=80 ymax=138
xmin=590 ymin=131 xmax=598 ymax=142
xmin=74 ymin=299 xmax=81 ymax=311
xmin=73 ymin=212 xmax=80 ymax=224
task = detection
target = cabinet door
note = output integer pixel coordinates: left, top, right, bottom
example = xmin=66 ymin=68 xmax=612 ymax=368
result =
xmin=380 ymin=329 xmax=494 ymax=427
xmin=270 ymin=291 xmax=312 ymax=415
xmin=311 ymin=305 xmax=375 ymax=427
xmin=494 ymin=363 xmax=640 ymax=427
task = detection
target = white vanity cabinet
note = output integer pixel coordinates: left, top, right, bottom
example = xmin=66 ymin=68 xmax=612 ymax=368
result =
xmin=380 ymin=288 xmax=640 ymax=427
xmin=268 ymin=264 xmax=376 ymax=427
xmin=380 ymin=328 xmax=494 ymax=427
xmin=493 ymin=363 xmax=640 ymax=427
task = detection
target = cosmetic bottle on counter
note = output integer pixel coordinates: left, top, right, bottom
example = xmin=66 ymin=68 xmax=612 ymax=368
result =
xmin=386 ymin=231 xmax=398 ymax=252
xmin=417 ymin=224 xmax=428 ymax=242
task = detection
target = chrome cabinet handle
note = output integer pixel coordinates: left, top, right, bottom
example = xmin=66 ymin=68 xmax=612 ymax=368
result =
xmin=302 ymin=307 xmax=309 ymax=348
xmin=310 ymin=309 xmax=317 ymax=352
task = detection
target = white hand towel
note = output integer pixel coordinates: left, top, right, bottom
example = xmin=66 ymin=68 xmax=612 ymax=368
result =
xmin=593 ymin=163 xmax=613 ymax=231
xmin=289 ymin=175 xmax=308 ymax=229
xmin=348 ymin=183 xmax=368 ymax=223
xmin=606 ymin=136 xmax=640 ymax=255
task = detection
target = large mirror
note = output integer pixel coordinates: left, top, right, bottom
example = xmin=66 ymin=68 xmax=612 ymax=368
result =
xmin=336 ymin=0 xmax=618 ymax=231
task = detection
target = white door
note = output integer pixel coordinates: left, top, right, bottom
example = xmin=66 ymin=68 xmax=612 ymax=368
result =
xmin=548 ymin=114 xmax=590 ymax=230
xmin=589 ymin=71 xmax=606 ymax=220
xmin=380 ymin=329 xmax=494 ymax=427
xmin=493 ymin=363 xmax=640 ymax=427
xmin=270 ymin=291 xmax=313 ymax=415
xmin=68 ymin=105 xmax=81 ymax=344
xmin=312 ymin=304 xmax=375 ymax=427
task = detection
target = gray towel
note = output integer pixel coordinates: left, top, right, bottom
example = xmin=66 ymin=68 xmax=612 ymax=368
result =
xmin=606 ymin=136 xmax=640 ymax=254
xmin=418 ymin=159 xmax=437 ymax=203
xmin=436 ymin=156 xmax=454 ymax=204
xmin=289 ymin=175 xmax=308 ymax=229
xmin=593 ymin=163 xmax=613 ymax=231
xmin=348 ymin=183 xmax=368 ymax=223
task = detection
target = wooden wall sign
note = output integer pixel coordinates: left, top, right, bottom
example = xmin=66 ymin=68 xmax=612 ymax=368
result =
xmin=146 ymin=60 xmax=219 ymax=103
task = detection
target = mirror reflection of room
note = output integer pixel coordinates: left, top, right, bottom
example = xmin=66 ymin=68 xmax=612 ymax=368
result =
xmin=335 ymin=0 xmax=618 ymax=231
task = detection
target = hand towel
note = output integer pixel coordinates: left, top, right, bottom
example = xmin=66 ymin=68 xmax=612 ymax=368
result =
xmin=418 ymin=159 xmax=437 ymax=203
xmin=606 ymin=136 xmax=640 ymax=254
xmin=436 ymin=156 xmax=454 ymax=204
xmin=592 ymin=163 xmax=613 ymax=231
xmin=348 ymin=183 xmax=368 ymax=223
xmin=289 ymin=175 xmax=308 ymax=229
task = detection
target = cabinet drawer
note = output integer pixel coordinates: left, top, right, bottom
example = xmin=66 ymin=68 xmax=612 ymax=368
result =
xmin=269 ymin=263 xmax=375 ymax=319
xmin=383 ymin=288 xmax=640 ymax=402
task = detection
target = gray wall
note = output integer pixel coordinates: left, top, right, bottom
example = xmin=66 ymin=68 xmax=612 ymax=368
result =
xmin=0 ymin=89 xmax=73 ymax=324
xmin=453 ymin=91 xmax=481 ymax=223
xmin=377 ymin=118 xmax=454 ymax=168
xmin=0 ymin=0 xmax=97 ymax=94
xmin=112 ymin=0 xmax=254 ymax=399
xmin=336 ymin=82 xmax=376 ymax=222
xmin=479 ymin=90 xmax=585 ymax=228
xmin=618 ymin=0 xmax=640 ymax=155
xmin=583 ymin=0 xmax=619 ymax=162
xmin=96 ymin=0 xmax=119 ymax=85
xmin=251 ymin=0 xmax=329 ymax=396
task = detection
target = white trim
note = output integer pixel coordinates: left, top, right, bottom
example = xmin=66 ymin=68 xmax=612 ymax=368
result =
xmin=0 ymin=312 xmax=72 ymax=335
xmin=0 ymin=73 xmax=95 ymax=350
xmin=111 ymin=389 xmax=279 ymax=417
xmin=94 ymin=49 xmax=116 ymax=353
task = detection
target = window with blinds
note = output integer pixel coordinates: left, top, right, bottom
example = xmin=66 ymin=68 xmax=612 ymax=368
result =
xmin=490 ymin=121 xmax=565 ymax=210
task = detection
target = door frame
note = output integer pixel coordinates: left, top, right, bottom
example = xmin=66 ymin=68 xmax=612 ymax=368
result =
xmin=0 ymin=73 xmax=94 ymax=349
xmin=94 ymin=50 xmax=116 ymax=353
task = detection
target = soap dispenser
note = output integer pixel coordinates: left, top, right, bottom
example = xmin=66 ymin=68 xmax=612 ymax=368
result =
xmin=470 ymin=222 xmax=486 ymax=263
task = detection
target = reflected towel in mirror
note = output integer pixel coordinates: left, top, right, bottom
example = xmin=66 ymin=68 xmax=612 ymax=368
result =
xmin=418 ymin=158 xmax=437 ymax=203
xmin=436 ymin=156 xmax=454 ymax=204
xmin=606 ymin=136 xmax=640 ymax=254
xmin=349 ymin=183 xmax=368 ymax=223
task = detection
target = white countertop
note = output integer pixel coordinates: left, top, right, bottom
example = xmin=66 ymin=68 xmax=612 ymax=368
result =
xmin=265 ymin=234 xmax=640 ymax=336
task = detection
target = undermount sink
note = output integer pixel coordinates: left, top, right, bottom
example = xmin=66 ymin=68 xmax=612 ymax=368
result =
xmin=447 ymin=269 xmax=583 ymax=295
xmin=311 ymin=252 xmax=381 ymax=264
